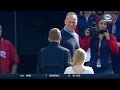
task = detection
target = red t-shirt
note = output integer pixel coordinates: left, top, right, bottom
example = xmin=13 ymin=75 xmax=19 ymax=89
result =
xmin=0 ymin=39 xmax=20 ymax=74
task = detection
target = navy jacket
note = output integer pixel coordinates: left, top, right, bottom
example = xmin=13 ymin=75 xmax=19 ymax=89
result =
xmin=114 ymin=14 xmax=120 ymax=42
xmin=36 ymin=42 xmax=71 ymax=74
xmin=108 ymin=14 xmax=120 ymax=42
xmin=60 ymin=29 xmax=80 ymax=57
xmin=111 ymin=48 xmax=120 ymax=73
xmin=77 ymin=14 xmax=97 ymax=39
xmin=90 ymin=37 xmax=111 ymax=68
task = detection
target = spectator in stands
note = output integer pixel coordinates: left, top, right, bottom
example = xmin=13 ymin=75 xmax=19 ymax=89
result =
xmin=111 ymin=42 xmax=120 ymax=74
xmin=111 ymin=11 xmax=120 ymax=42
xmin=60 ymin=12 xmax=80 ymax=58
xmin=95 ymin=11 xmax=104 ymax=20
xmin=64 ymin=48 xmax=94 ymax=74
xmin=75 ymin=11 xmax=98 ymax=39
xmin=36 ymin=28 xmax=71 ymax=74
xmin=110 ymin=11 xmax=120 ymax=74
xmin=81 ymin=18 xmax=119 ymax=74
xmin=0 ymin=24 xmax=20 ymax=74
xmin=75 ymin=11 xmax=98 ymax=66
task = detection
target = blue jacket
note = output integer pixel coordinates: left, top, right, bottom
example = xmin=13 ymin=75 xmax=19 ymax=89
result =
xmin=36 ymin=42 xmax=71 ymax=74
xmin=108 ymin=14 xmax=120 ymax=42
xmin=77 ymin=14 xmax=97 ymax=39
xmin=60 ymin=29 xmax=80 ymax=57
xmin=111 ymin=48 xmax=120 ymax=74
xmin=115 ymin=14 xmax=120 ymax=42
xmin=90 ymin=37 xmax=111 ymax=68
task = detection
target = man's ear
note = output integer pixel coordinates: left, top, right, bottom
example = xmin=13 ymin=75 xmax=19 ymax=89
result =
xmin=59 ymin=36 xmax=62 ymax=42
xmin=64 ymin=19 xmax=66 ymax=25
xmin=48 ymin=37 xmax=51 ymax=42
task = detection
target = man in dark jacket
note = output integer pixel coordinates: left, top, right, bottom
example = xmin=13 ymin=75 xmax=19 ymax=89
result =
xmin=36 ymin=28 xmax=71 ymax=74
xmin=60 ymin=12 xmax=80 ymax=57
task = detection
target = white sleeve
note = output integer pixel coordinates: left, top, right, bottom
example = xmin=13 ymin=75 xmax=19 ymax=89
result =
xmin=85 ymin=67 xmax=94 ymax=74
xmin=64 ymin=68 xmax=69 ymax=74
xmin=90 ymin=68 xmax=94 ymax=74
xmin=89 ymin=67 xmax=94 ymax=74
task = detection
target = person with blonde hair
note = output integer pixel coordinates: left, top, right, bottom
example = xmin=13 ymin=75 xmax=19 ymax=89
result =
xmin=64 ymin=48 xmax=94 ymax=74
